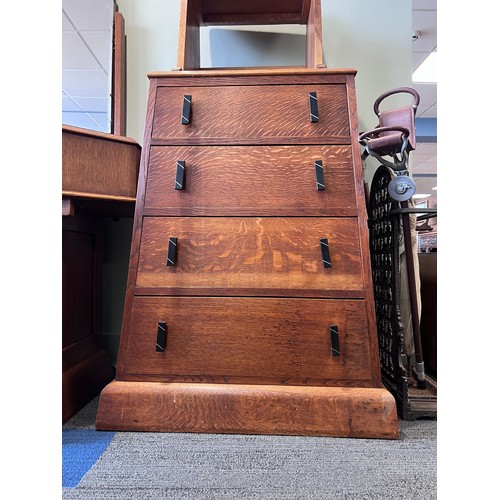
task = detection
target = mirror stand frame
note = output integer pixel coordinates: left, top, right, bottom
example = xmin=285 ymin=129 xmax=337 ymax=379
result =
xmin=111 ymin=6 xmax=126 ymax=136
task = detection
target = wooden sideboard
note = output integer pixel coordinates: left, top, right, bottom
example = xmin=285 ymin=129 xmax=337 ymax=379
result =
xmin=95 ymin=69 xmax=399 ymax=439
xmin=62 ymin=125 xmax=141 ymax=423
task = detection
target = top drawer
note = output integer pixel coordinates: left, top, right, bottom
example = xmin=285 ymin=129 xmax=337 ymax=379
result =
xmin=151 ymin=84 xmax=351 ymax=144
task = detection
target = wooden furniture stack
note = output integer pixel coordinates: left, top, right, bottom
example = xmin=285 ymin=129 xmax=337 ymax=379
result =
xmin=96 ymin=0 xmax=399 ymax=438
xmin=62 ymin=125 xmax=141 ymax=423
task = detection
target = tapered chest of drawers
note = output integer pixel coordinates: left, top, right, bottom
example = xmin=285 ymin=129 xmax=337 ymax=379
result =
xmin=96 ymin=69 xmax=399 ymax=439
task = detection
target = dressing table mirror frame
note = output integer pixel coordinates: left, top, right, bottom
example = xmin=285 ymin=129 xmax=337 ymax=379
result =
xmin=176 ymin=0 xmax=325 ymax=70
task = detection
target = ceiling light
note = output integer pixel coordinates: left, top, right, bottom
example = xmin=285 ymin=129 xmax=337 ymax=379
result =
xmin=413 ymin=194 xmax=431 ymax=199
xmin=413 ymin=52 xmax=437 ymax=83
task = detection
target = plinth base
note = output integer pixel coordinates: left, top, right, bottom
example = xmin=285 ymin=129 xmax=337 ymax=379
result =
xmin=96 ymin=381 xmax=399 ymax=439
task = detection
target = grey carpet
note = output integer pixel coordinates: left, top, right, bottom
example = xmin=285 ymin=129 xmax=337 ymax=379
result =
xmin=63 ymin=397 xmax=436 ymax=499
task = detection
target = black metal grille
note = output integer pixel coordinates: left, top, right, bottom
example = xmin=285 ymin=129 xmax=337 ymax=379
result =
xmin=368 ymin=166 xmax=401 ymax=383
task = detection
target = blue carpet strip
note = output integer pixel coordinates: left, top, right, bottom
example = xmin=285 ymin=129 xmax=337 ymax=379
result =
xmin=62 ymin=430 xmax=115 ymax=487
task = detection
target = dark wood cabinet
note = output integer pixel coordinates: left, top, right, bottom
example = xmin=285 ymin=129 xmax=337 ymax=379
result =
xmin=418 ymin=252 xmax=437 ymax=379
xmin=62 ymin=213 xmax=111 ymax=424
xmin=96 ymin=69 xmax=399 ymax=439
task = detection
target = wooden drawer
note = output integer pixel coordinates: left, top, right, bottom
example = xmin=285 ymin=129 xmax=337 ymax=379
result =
xmin=136 ymin=216 xmax=364 ymax=296
xmin=151 ymin=84 xmax=350 ymax=144
xmin=120 ymin=297 xmax=374 ymax=386
xmin=144 ymin=145 xmax=357 ymax=216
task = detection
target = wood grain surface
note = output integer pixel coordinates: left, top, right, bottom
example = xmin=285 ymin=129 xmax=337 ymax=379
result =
xmin=144 ymin=145 xmax=357 ymax=216
xmin=96 ymin=70 xmax=393 ymax=438
xmin=151 ymin=84 xmax=349 ymax=142
xmin=96 ymin=381 xmax=399 ymax=438
xmin=119 ymin=296 xmax=373 ymax=384
xmin=62 ymin=127 xmax=140 ymax=198
xmin=135 ymin=217 xmax=363 ymax=293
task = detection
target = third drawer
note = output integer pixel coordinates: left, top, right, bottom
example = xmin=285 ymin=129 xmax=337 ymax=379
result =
xmin=135 ymin=216 xmax=366 ymax=298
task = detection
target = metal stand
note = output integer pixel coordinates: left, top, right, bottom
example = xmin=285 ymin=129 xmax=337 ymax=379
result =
xmin=367 ymin=166 xmax=437 ymax=420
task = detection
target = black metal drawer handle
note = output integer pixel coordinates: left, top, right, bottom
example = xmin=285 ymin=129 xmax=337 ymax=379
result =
xmin=330 ymin=325 xmax=340 ymax=357
xmin=156 ymin=321 xmax=168 ymax=352
xmin=181 ymin=95 xmax=192 ymax=125
xmin=320 ymin=238 xmax=331 ymax=268
xmin=166 ymin=237 xmax=178 ymax=267
xmin=175 ymin=160 xmax=186 ymax=190
xmin=309 ymin=91 xmax=319 ymax=123
xmin=315 ymin=160 xmax=325 ymax=190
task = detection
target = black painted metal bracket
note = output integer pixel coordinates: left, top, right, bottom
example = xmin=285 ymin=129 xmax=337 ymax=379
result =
xmin=166 ymin=237 xmax=178 ymax=267
xmin=156 ymin=322 xmax=167 ymax=352
xmin=181 ymin=95 xmax=192 ymax=125
xmin=320 ymin=238 xmax=332 ymax=269
xmin=330 ymin=325 xmax=340 ymax=357
xmin=315 ymin=160 xmax=325 ymax=190
xmin=175 ymin=160 xmax=186 ymax=190
xmin=309 ymin=92 xmax=319 ymax=123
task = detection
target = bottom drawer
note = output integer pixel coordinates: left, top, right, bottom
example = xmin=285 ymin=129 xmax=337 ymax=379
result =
xmin=119 ymin=297 xmax=375 ymax=386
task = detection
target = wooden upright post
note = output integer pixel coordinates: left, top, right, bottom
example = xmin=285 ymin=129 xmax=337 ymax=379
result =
xmin=112 ymin=10 xmax=126 ymax=135
xmin=306 ymin=0 xmax=324 ymax=68
xmin=177 ymin=0 xmax=201 ymax=70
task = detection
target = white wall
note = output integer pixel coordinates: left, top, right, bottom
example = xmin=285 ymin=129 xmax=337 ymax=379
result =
xmin=116 ymin=0 xmax=182 ymax=143
xmin=322 ymin=0 xmax=413 ymax=183
xmin=103 ymin=0 xmax=413 ymax=362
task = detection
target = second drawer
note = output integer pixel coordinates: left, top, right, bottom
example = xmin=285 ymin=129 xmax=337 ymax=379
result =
xmin=144 ymin=145 xmax=357 ymax=216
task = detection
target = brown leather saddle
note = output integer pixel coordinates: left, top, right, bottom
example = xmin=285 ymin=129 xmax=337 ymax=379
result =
xmin=359 ymin=87 xmax=420 ymax=171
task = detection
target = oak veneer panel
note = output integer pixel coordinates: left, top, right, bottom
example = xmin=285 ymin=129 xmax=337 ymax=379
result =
xmin=136 ymin=217 xmax=363 ymax=294
xmin=151 ymin=84 xmax=349 ymax=142
xmin=144 ymin=145 xmax=357 ymax=216
xmin=149 ymin=68 xmax=356 ymax=79
xmin=96 ymin=381 xmax=399 ymax=438
xmin=62 ymin=125 xmax=140 ymax=199
xmin=120 ymin=296 xmax=373 ymax=384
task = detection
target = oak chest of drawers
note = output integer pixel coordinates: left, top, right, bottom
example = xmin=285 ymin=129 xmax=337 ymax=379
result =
xmin=96 ymin=68 xmax=399 ymax=439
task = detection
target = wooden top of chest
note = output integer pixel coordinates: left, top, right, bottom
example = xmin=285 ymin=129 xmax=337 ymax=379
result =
xmin=148 ymin=67 xmax=358 ymax=80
